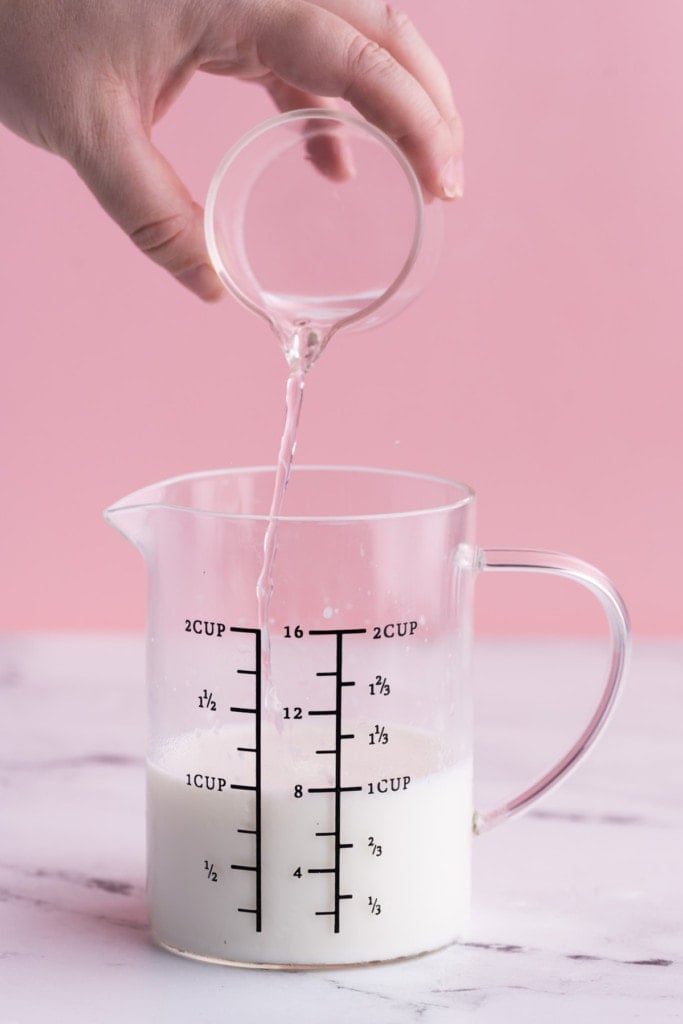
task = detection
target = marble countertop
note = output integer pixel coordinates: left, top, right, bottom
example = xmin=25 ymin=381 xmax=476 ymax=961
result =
xmin=1 ymin=634 xmax=681 ymax=1022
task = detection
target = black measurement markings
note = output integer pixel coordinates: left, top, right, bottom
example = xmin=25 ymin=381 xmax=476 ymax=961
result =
xmin=229 ymin=627 xmax=262 ymax=932
xmin=307 ymin=628 xmax=366 ymax=933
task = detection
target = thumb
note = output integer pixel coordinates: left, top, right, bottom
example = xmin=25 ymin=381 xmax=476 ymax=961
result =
xmin=73 ymin=104 xmax=223 ymax=301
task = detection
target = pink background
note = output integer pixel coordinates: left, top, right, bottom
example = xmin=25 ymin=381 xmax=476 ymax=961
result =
xmin=1 ymin=1 xmax=681 ymax=635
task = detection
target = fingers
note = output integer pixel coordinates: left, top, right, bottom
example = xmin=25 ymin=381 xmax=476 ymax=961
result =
xmin=262 ymin=77 xmax=354 ymax=181
xmin=72 ymin=99 xmax=223 ymax=302
xmin=250 ymin=0 xmax=461 ymax=199
xmin=313 ymin=0 xmax=460 ymax=140
xmin=264 ymin=77 xmax=355 ymax=182
xmin=262 ymin=75 xmax=339 ymax=116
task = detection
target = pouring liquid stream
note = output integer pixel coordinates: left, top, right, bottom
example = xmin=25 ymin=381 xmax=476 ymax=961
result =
xmin=256 ymin=322 xmax=326 ymax=709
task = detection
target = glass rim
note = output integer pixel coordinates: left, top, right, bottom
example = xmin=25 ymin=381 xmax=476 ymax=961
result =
xmin=105 ymin=465 xmax=476 ymax=524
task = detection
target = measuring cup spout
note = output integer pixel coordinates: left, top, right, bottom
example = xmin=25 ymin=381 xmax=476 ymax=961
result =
xmin=103 ymin=481 xmax=169 ymax=554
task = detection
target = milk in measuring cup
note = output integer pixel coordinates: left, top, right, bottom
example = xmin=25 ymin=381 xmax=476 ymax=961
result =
xmin=147 ymin=722 xmax=471 ymax=966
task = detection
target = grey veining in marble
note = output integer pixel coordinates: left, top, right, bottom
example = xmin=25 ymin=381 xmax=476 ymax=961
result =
xmin=1 ymin=635 xmax=681 ymax=1022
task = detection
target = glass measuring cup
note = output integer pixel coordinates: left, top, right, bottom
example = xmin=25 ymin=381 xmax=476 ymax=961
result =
xmin=205 ymin=109 xmax=442 ymax=370
xmin=105 ymin=466 xmax=629 ymax=968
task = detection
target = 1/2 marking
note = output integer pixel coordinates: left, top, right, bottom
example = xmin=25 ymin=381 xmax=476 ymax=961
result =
xmin=198 ymin=688 xmax=217 ymax=711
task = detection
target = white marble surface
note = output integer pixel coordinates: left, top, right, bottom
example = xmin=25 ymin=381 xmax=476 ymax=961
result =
xmin=1 ymin=634 xmax=681 ymax=1021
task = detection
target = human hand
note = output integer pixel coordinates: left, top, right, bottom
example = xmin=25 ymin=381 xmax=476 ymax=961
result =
xmin=0 ymin=0 xmax=463 ymax=301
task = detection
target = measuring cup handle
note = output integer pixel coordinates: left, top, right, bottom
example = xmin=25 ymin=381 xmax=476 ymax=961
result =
xmin=472 ymin=548 xmax=630 ymax=835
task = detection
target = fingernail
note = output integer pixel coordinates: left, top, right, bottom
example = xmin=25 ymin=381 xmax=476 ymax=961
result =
xmin=441 ymin=157 xmax=465 ymax=199
xmin=177 ymin=263 xmax=224 ymax=302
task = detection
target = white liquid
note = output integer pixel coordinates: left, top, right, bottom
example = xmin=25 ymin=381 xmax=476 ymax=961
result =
xmin=147 ymin=724 xmax=472 ymax=966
